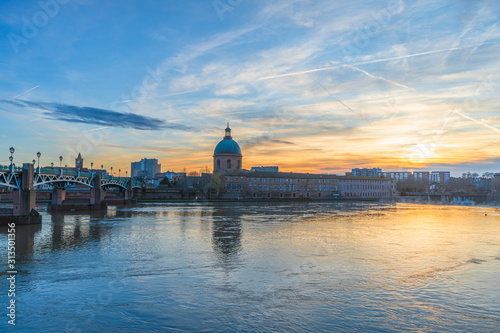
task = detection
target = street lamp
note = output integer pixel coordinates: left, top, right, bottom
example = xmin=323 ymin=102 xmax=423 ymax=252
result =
xmin=119 ymin=169 xmax=121 ymax=178
xmin=51 ymin=162 xmax=54 ymax=168
xmin=59 ymin=156 xmax=63 ymax=168
xmin=32 ymin=159 xmax=36 ymax=165
xmin=126 ymin=171 xmax=128 ymax=178
xmin=36 ymin=152 xmax=41 ymax=173
xmin=111 ymin=166 xmax=113 ymax=176
xmin=91 ymin=162 xmax=93 ymax=170
xmin=9 ymin=147 xmax=14 ymax=172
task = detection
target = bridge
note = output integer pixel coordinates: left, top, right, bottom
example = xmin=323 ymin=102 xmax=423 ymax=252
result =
xmin=0 ymin=163 xmax=142 ymax=225
xmin=401 ymin=191 xmax=489 ymax=204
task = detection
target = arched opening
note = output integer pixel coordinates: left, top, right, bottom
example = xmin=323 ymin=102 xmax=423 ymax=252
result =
xmin=217 ymin=159 xmax=220 ymax=169
xmin=237 ymin=160 xmax=241 ymax=169
xmin=227 ymin=159 xmax=231 ymax=169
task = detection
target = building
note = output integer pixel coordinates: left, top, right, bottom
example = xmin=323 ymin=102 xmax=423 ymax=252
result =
xmin=213 ymin=123 xmax=242 ymax=172
xmin=352 ymin=168 xmax=381 ymax=177
xmin=155 ymin=171 xmax=186 ymax=182
xmin=220 ymin=171 xmax=397 ymax=199
xmin=75 ymin=153 xmax=84 ymax=170
xmin=378 ymin=171 xmax=412 ymax=182
xmin=131 ymin=158 xmax=161 ymax=179
xmin=493 ymin=173 xmax=500 ymax=192
xmin=210 ymin=123 xmax=396 ymax=199
xmin=251 ymin=166 xmax=279 ymax=172
xmin=431 ymin=171 xmax=451 ymax=186
xmin=413 ymin=171 xmax=431 ymax=183
xmin=376 ymin=170 xmax=450 ymax=186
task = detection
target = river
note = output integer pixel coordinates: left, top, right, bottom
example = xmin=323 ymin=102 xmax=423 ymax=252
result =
xmin=1 ymin=202 xmax=499 ymax=332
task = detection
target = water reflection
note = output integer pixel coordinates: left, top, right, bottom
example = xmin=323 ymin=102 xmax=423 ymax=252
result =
xmin=211 ymin=204 xmax=243 ymax=267
xmin=3 ymin=202 xmax=500 ymax=332
xmin=46 ymin=210 xmax=110 ymax=252
xmin=0 ymin=223 xmax=42 ymax=257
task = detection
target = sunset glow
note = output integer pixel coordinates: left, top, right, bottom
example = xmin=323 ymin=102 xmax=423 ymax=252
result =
xmin=1 ymin=1 xmax=499 ymax=175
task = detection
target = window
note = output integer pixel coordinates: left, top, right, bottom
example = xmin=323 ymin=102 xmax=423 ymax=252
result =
xmin=237 ymin=160 xmax=241 ymax=169
xmin=227 ymin=159 xmax=231 ymax=169
xmin=217 ymin=159 xmax=220 ymax=169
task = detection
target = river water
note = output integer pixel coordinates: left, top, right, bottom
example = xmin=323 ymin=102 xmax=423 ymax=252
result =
xmin=1 ymin=202 xmax=500 ymax=332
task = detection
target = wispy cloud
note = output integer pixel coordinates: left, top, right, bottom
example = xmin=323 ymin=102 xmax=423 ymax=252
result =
xmin=0 ymin=99 xmax=192 ymax=131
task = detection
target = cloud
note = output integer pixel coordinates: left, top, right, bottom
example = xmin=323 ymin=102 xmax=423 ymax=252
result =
xmin=0 ymin=99 xmax=192 ymax=131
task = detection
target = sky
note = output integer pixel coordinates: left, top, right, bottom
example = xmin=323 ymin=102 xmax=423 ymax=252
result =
xmin=0 ymin=0 xmax=499 ymax=176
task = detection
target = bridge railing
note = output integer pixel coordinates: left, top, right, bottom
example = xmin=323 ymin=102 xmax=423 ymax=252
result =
xmin=1 ymin=164 xmax=140 ymax=186
xmin=0 ymin=164 xmax=23 ymax=172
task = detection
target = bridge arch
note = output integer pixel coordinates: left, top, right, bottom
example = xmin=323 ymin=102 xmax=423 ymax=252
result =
xmin=34 ymin=174 xmax=94 ymax=188
xmin=101 ymin=182 xmax=128 ymax=190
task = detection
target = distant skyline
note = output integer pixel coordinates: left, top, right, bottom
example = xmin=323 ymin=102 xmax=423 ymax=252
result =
xmin=1 ymin=0 xmax=499 ymax=176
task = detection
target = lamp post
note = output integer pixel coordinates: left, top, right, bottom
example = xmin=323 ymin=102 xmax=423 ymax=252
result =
xmin=119 ymin=169 xmax=121 ymax=178
xmin=59 ymin=156 xmax=63 ymax=168
xmin=32 ymin=159 xmax=36 ymax=165
xmin=91 ymin=162 xmax=93 ymax=170
xmin=9 ymin=147 xmax=14 ymax=172
xmin=36 ymin=152 xmax=41 ymax=173
xmin=110 ymin=166 xmax=113 ymax=177
xmin=51 ymin=162 xmax=54 ymax=168
xmin=126 ymin=171 xmax=128 ymax=178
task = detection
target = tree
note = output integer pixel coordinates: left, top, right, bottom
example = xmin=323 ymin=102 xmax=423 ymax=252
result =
xmin=159 ymin=177 xmax=171 ymax=186
xmin=188 ymin=171 xmax=200 ymax=177
xmin=201 ymin=165 xmax=211 ymax=174
xmin=211 ymin=173 xmax=225 ymax=199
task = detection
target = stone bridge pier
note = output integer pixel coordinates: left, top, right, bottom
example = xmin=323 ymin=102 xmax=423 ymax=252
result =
xmin=51 ymin=187 xmax=66 ymax=206
xmin=10 ymin=163 xmax=41 ymax=224
xmin=90 ymin=172 xmax=105 ymax=206
xmin=51 ymin=172 xmax=107 ymax=211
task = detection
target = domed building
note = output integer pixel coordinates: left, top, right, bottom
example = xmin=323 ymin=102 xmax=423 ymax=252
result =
xmin=213 ymin=123 xmax=242 ymax=172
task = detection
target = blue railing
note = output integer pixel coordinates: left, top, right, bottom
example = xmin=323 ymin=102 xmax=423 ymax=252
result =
xmin=0 ymin=164 xmax=23 ymax=172
xmin=0 ymin=164 xmax=140 ymax=186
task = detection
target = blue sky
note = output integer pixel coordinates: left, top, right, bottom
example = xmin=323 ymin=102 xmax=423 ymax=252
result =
xmin=0 ymin=0 xmax=499 ymax=175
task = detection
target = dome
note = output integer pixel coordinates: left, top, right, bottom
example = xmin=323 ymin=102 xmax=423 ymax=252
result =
xmin=214 ymin=138 xmax=242 ymax=155
xmin=213 ymin=123 xmax=242 ymax=156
